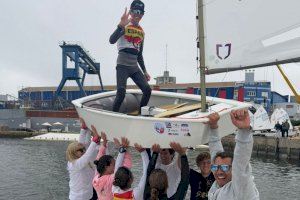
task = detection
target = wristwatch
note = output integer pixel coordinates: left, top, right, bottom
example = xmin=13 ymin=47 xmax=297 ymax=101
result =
xmin=119 ymin=146 xmax=127 ymax=153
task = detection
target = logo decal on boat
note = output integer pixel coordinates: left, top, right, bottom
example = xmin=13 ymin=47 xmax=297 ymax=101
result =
xmin=154 ymin=123 xmax=165 ymax=134
xmin=165 ymin=122 xmax=172 ymax=129
xmin=216 ymin=43 xmax=231 ymax=60
xmin=153 ymin=122 xmax=191 ymax=136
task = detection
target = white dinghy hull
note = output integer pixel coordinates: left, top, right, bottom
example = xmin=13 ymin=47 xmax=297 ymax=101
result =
xmin=72 ymin=90 xmax=251 ymax=148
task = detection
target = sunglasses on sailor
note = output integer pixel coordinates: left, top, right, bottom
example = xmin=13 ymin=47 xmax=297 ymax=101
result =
xmin=211 ymin=164 xmax=232 ymax=173
xmin=130 ymin=9 xmax=144 ymax=15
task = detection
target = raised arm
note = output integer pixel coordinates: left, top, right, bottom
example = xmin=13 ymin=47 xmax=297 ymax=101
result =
xmin=230 ymin=110 xmax=259 ymax=199
xmin=169 ymin=142 xmax=190 ymax=200
xmin=207 ymin=113 xmax=224 ymax=160
xmin=133 ymin=143 xmax=149 ymax=200
xmin=144 ymin=144 xmax=160 ymax=200
xmin=114 ymin=137 xmax=132 ymax=172
xmin=78 ymin=118 xmax=91 ymax=148
xmin=109 ymin=8 xmax=129 ymax=44
xmin=109 ymin=25 xmax=125 ymax=44
xmin=95 ymin=132 xmax=108 ymax=160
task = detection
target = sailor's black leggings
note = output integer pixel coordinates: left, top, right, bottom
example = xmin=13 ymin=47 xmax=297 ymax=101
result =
xmin=112 ymin=65 xmax=152 ymax=112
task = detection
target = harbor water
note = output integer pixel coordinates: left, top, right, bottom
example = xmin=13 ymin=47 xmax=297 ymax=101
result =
xmin=0 ymin=138 xmax=299 ymax=200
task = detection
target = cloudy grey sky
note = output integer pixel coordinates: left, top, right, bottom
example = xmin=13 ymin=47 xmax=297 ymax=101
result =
xmin=0 ymin=0 xmax=299 ymax=97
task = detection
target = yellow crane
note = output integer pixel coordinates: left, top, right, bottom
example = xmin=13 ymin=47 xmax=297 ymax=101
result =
xmin=276 ymin=64 xmax=300 ymax=104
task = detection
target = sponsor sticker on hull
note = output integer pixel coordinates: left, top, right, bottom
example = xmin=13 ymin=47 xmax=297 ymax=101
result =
xmin=154 ymin=122 xmax=191 ymax=136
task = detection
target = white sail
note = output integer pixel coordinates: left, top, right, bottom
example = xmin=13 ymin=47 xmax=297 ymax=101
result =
xmin=203 ymin=0 xmax=300 ymax=73
xmin=270 ymin=108 xmax=293 ymax=130
xmin=252 ymin=106 xmax=272 ymax=131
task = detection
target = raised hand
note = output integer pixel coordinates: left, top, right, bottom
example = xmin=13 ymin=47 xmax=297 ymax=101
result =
xmin=206 ymin=112 xmax=220 ymax=129
xmin=119 ymin=8 xmax=130 ymax=27
xmin=79 ymin=117 xmax=87 ymax=129
xmin=101 ymin=132 xmax=107 ymax=147
xmin=113 ymin=138 xmax=121 ymax=148
xmin=170 ymin=142 xmax=186 ymax=155
xmin=91 ymin=125 xmax=100 ymax=144
xmin=121 ymin=137 xmax=130 ymax=148
xmin=134 ymin=143 xmax=145 ymax=152
xmin=230 ymin=109 xmax=250 ymax=129
xmin=151 ymin=144 xmax=161 ymax=153
xmin=91 ymin=125 xmax=98 ymax=137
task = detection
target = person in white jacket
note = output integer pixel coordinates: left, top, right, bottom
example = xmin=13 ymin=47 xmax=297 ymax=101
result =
xmin=66 ymin=119 xmax=100 ymax=200
xmin=206 ymin=109 xmax=260 ymax=200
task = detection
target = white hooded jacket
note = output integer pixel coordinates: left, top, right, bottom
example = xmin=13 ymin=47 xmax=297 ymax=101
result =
xmin=208 ymin=128 xmax=260 ymax=200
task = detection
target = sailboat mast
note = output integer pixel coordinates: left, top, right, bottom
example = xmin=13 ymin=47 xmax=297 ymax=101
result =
xmin=198 ymin=0 xmax=206 ymax=112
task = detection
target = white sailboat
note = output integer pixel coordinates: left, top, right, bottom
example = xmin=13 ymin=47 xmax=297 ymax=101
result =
xmin=270 ymin=108 xmax=293 ymax=130
xmin=73 ymin=0 xmax=300 ymax=147
xmin=252 ymin=106 xmax=272 ymax=132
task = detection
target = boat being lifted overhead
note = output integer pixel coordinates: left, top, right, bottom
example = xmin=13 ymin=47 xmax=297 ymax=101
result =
xmin=73 ymin=0 xmax=300 ymax=147
xmin=72 ymin=89 xmax=250 ymax=148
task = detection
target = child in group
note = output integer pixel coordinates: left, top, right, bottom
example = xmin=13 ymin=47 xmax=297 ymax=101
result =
xmin=112 ymin=143 xmax=149 ymax=200
xmin=92 ymin=134 xmax=132 ymax=200
xmin=189 ymin=152 xmax=215 ymax=200
xmin=154 ymin=147 xmax=181 ymax=198
xmin=144 ymin=142 xmax=190 ymax=200
xmin=66 ymin=119 xmax=100 ymax=200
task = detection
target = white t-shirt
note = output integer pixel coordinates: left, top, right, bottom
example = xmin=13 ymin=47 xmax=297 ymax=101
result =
xmin=155 ymin=153 xmax=181 ymax=198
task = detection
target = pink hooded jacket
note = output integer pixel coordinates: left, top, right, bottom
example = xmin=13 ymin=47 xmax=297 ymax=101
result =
xmin=92 ymin=145 xmax=132 ymax=200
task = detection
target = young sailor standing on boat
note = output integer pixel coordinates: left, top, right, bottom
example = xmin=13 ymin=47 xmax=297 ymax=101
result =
xmin=66 ymin=119 xmax=100 ymax=200
xmin=110 ymin=0 xmax=152 ymax=113
xmin=206 ymin=110 xmax=260 ymax=200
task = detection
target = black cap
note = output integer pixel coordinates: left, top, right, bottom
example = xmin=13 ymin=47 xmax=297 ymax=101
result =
xmin=130 ymin=0 xmax=145 ymax=13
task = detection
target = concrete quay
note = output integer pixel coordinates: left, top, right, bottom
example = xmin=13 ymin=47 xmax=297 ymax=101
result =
xmin=0 ymin=131 xmax=41 ymax=138
xmin=222 ymin=134 xmax=300 ymax=160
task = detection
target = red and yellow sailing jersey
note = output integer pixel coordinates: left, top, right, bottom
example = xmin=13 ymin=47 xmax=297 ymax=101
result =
xmin=113 ymin=190 xmax=134 ymax=200
xmin=117 ymin=24 xmax=145 ymax=51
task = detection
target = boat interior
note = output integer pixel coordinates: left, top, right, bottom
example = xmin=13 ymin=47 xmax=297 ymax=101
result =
xmin=82 ymin=93 xmax=207 ymax=118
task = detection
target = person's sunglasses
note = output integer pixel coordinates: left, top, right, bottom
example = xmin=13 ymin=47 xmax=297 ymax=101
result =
xmin=130 ymin=9 xmax=144 ymax=15
xmin=77 ymin=148 xmax=85 ymax=153
xmin=211 ymin=164 xmax=231 ymax=172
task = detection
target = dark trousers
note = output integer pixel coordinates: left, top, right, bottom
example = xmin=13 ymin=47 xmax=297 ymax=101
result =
xmin=281 ymin=129 xmax=289 ymax=137
xmin=281 ymin=130 xmax=285 ymax=137
xmin=113 ymin=65 xmax=152 ymax=112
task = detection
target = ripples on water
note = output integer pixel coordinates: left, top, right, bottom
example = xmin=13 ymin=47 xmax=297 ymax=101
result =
xmin=0 ymin=138 xmax=299 ymax=200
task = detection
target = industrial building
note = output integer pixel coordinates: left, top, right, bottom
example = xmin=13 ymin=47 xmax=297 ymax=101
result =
xmin=17 ymin=71 xmax=277 ymax=112
xmin=1 ymin=76 xmax=293 ymax=132
xmin=18 ymin=81 xmax=273 ymax=110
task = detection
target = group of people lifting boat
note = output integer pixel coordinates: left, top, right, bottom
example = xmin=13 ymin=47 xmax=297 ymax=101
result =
xmin=66 ymin=1 xmax=259 ymax=199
